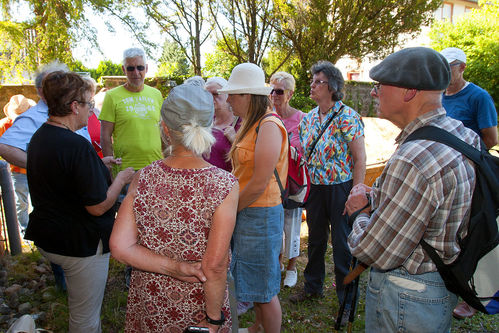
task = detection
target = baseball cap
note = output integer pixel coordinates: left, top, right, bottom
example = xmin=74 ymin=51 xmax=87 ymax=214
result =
xmin=440 ymin=47 xmax=467 ymax=64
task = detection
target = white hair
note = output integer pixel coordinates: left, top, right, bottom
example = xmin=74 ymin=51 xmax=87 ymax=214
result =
xmin=206 ymin=77 xmax=228 ymax=89
xmin=163 ymin=123 xmax=215 ymax=156
xmin=35 ymin=61 xmax=69 ymax=88
xmin=183 ymin=76 xmax=205 ymax=87
xmin=123 ymin=48 xmax=147 ymax=64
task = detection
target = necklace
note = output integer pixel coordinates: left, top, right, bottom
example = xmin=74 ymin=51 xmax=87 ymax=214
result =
xmin=48 ymin=119 xmax=72 ymax=131
xmin=170 ymin=153 xmax=199 ymax=158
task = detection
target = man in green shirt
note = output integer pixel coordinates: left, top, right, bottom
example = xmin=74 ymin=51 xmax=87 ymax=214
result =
xmin=99 ymin=48 xmax=163 ymax=171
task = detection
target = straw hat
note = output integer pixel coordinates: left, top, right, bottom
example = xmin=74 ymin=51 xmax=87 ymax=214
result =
xmin=3 ymin=95 xmax=36 ymax=119
xmin=218 ymin=63 xmax=272 ymax=96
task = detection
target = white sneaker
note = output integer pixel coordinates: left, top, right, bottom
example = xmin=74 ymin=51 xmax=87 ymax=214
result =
xmin=283 ymin=269 xmax=297 ymax=287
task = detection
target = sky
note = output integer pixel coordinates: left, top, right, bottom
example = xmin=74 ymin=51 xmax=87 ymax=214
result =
xmin=73 ymin=12 xmax=163 ymax=76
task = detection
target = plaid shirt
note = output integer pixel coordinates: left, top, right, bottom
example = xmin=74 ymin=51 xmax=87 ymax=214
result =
xmin=348 ymin=108 xmax=480 ymax=274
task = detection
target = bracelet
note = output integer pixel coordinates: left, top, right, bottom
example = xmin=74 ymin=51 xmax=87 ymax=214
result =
xmin=206 ymin=311 xmax=225 ymax=325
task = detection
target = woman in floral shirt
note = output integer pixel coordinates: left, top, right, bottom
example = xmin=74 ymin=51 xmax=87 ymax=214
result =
xmin=291 ymin=60 xmax=366 ymax=324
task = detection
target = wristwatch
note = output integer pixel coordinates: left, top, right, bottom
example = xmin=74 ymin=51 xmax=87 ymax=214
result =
xmin=206 ymin=311 xmax=225 ymax=325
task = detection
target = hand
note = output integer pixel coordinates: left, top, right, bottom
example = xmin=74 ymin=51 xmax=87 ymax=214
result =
xmin=175 ymin=261 xmax=207 ymax=283
xmin=223 ymin=127 xmax=236 ymax=143
xmin=344 ymin=184 xmax=372 ymax=216
xmin=101 ymin=156 xmax=122 ymax=169
xmin=115 ymin=167 xmax=135 ymax=185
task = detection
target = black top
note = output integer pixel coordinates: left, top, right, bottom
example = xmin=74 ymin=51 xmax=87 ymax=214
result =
xmin=25 ymin=123 xmax=115 ymax=257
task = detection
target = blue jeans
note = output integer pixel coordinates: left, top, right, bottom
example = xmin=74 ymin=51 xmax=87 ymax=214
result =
xmin=365 ymin=268 xmax=458 ymax=333
xmin=11 ymin=172 xmax=29 ymax=230
xmin=231 ymin=205 xmax=283 ymax=303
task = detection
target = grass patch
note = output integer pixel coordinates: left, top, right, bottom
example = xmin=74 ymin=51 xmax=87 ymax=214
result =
xmin=2 ymin=232 xmax=498 ymax=332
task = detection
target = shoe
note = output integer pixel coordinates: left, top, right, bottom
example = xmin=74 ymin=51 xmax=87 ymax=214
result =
xmin=237 ymin=301 xmax=253 ymax=316
xmin=453 ymin=301 xmax=477 ymax=320
xmin=289 ymin=290 xmax=324 ymax=304
xmin=283 ymin=269 xmax=297 ymax=287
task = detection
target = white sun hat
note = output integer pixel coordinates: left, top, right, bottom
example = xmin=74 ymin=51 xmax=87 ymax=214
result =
xmin=218 ymin=63 xmax=272 ymax=96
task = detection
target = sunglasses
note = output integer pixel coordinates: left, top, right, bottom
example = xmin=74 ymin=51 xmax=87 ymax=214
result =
xmin=270 ymin=89 xmax=285 ymax=95
xmin=126 ymin=65 xmax=145 ymax=72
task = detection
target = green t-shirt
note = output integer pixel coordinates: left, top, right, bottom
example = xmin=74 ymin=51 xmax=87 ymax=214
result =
xmin=99 ymin=85 xmax=163 ymax=170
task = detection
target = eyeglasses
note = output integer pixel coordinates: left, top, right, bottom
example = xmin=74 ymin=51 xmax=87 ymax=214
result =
xmin=126 ymin=65 xmax=145 ymax=72
xmin=449 ymin=62 xmax=461 ymax=67
xmin=270 ymin=89 xmax=285 ymax=95
xmin=310 ymin=79 xmax=328 ymax=86
xmin=372 ymin=82 xmax=381 ymax=95
xmin=77 ymin=100 xmax=95 ymax=109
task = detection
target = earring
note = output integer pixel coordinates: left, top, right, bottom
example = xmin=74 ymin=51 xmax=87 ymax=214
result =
xmin=76 ymin=111 xmax=79 ymax=115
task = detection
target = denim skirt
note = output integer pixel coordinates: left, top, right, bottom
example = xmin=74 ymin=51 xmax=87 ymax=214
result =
xmin=230 ymin=204 xmax=284 ymax=303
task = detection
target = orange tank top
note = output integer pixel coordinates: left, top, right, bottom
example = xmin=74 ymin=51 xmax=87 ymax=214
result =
xmin=232 ymin=114 xmax=288 ymax=207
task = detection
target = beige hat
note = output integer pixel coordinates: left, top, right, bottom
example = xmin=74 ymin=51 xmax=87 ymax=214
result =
xmin=218 ymin=63 xmax=272 ymax=96
xmin=3 ymin=95 xmax=36 ymax=119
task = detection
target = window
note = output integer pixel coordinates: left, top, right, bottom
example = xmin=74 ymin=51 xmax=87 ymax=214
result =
xmin=435 ymin=2 xmax=453 ymax=22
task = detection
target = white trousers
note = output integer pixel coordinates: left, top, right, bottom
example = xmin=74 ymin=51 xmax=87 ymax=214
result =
xmin=39 ymin=241 xmax=110 ymax=333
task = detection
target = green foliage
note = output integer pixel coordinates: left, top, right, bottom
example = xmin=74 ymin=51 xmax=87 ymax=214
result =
xmin=157 ymin=40 xmax=191 ymax=77
xmin=69 ymin=59 xmax=123 ymax=81
xmin=429 ymin=0 xmax=499 ymax=110
xmin=203 ymin=35 xmax=240 ymax=78
xmin=273 ymin=0 xmax=442 ymax=95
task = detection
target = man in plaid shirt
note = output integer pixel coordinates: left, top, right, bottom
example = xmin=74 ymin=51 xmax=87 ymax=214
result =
xmin=345 ymin=47 xmax=480 ymax=332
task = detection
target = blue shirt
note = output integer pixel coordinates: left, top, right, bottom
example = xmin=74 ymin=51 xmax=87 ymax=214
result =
xmin=442 ymin=82 xmax=497 ymax=136
xmin=0 ymin=100 xmax=91 ymax=152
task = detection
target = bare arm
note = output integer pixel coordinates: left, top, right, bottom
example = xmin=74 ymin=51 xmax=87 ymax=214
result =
xmin=100 ymin=120 xmax=115 ymax=157
xmin=0 ymin=144 xmax=27 ymax=168
xmin=348 ymin=136 xmax=367 ymax=186
xmin=85 ymin=167 xmax=135 ymax=216
xmin=201 ymin=182 xmax=239 ymax=330
xmin=109 ymin=173 xmax=207 ymax=283
xmin=237 ymin=121 xmax=283 ymax=211
xmin=481 ymin=126 xmax=498 ymax=149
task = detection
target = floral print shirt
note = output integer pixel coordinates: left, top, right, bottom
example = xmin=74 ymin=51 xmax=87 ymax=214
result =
xmin=299 ymin=101 xmax=364 ymax=185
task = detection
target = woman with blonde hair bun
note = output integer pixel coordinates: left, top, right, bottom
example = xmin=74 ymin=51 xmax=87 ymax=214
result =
xmin=110 ymin=79 xmax=239 ymax=332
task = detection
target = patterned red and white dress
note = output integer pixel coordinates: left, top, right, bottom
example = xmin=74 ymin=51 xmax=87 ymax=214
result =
xmin=125 ymin=160 xmax=236 ymax=333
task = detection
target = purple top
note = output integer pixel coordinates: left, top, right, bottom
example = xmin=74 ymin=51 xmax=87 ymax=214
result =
xmin=282 ymin=110 xmax=305 ymax=154
xmin=204 ymin=117 xmax=242 ymax=171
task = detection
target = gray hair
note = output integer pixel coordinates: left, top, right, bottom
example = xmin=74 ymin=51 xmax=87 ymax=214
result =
xmin=34 ymin=61 xmax=69 ymax=88
xmin=123 ymin=48 xmax=147 ymax=64
xmin=206 ymin=77 xmax=228 ymax=89
xmin=183 ymin=76 xmax=205 ymax=87
xmin=80 ymin=75 xmax=97 ymax=93
xmin=310 ymin=60 xmax=344 ymax=101
xmin=269 ymin=71 xmax=296 ymax=91
xmin=162 ymin=125 xmax=215 ymax=156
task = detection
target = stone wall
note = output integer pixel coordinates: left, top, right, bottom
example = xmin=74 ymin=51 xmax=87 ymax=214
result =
xmin=0 ymin=79 xmax=375 ymax=117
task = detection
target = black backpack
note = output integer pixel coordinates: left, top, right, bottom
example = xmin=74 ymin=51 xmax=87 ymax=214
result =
xmin=405 ymin=126 xmax=499 ymax=314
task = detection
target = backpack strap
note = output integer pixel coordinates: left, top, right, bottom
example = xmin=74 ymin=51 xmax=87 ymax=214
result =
xmin=307 ymin=105 xmax=345 ymax=163
xmin=255 ymin=113 xmax=287 ymax=197
xmin=405 ymin=126 xmax=498 ymax=190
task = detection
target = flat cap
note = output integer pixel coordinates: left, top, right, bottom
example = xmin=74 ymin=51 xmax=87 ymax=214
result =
xmin=369 ymin=47 xmax=450 ymax=91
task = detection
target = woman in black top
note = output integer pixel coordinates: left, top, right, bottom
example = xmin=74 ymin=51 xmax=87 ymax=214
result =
xmin=25 ymin=71 xmax=134 ymax=333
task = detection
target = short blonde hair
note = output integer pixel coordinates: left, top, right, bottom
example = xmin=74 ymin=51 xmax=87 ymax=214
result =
xmin=270 ymin=71 xmax=296 ymax=91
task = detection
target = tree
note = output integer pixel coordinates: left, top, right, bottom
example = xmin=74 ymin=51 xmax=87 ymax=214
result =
xmin=429 ymin=0 xmax=499 ymax=110
xmin=0 ymin=0 xmax=152 ymax=82
xmin=203 ymin=34 xmax=241 ymax=78
xmin=272 ymin=0 xmax=441 ymax=94
xmin=156 ymin=39 xmax=190 ymax=77
xmin=209 ymin=0 xmax=276 ymax=66
xmin=139 ymin=0 xmax=212 ymax=75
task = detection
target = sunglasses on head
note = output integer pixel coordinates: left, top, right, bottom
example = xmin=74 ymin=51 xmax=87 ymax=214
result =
xmin=126 ymin=65 xmax=145 ymax=72
xmin=270 ymin=89 xmax=285 ymax=95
